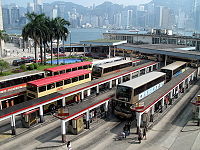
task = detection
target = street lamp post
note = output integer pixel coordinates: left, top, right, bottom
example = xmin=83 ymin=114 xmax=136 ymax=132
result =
xmin=69 ymin=31 xmax=72 ymax=56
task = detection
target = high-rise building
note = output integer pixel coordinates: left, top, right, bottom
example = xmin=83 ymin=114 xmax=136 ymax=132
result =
xmin=194 ymin=0 xmax=200 ymax=31
xmin=27 ymin=2 xmax=34 ymax=13
xmin=10 ymin=6 xmax=20 ymax=27
xmin=43 ymin=3 xmax=53 ymax=18
xmin=2 ymin=8 xmax=10 ymax=27
xmin=52 ymin=6 xmax=58 ymax=19
xmin=33 ymin=0 xmax=42 ymax=14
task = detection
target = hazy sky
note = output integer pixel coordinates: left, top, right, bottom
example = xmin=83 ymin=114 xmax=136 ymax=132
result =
xmin=3 ymin=0 xmax=152 ymax=7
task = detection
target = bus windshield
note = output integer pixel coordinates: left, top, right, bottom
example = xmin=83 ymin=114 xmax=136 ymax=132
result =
xmin=116 ymin=85 xmax=132 ymax=102
xmin=27 ymin=85 xmax=37 ymax=92
xmin=161 ymin=69 xmax=172 ymax=80
xmin=92 ymin=67 xmax=102 ymax=77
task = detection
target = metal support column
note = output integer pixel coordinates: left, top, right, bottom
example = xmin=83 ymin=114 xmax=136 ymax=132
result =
xmin=87 ymin=89 xmax=91 ymax=97
xmin=61 ymin=120 xmax=67 ymax=143
xmin=114 ymin=46 xmax=116 ymax=57
xmin=116 ymin=78 xmax=119 ymax=85
xmin=109 ymin=81 xmax=112 ymax=89
xmin=136 ymin=112 xmax=142 ymax=133
xmin=39 ymin=106 xmax=45 ymax=123
xmin=104 ymin=101 xmax=109 ymax=118
xmin=0 ymin=101 xmax=2 ymax=110
xmin=62 ymin=97 xmax=66 ymax=107
xmin=165 ymin=55 xmax=167 ymax=66
xmin=11 ymin=115 xmax=16 ymax=135
xmin=108 ymin=46 xmax=111 ymax=58
xmin=81 ymin=91 xmax=84 ymax=100
xmin=83 ymin=44 xmax=86 ymax=56
xmin=150 ymin=106 xmax=154 ymax=122
xmin=86 ymin=110 xmax=90 ymax=129
xmin=96 ymin=85 xmax=99 ymax=95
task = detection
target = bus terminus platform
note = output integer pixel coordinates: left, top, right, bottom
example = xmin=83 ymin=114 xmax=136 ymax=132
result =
xmin=0 ymin=61 xmax=159 ymax=138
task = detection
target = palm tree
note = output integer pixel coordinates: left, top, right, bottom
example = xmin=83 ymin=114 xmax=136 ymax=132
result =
xmin=22 ymin=13 xmax=47 ymax=63
xmin=46 ymin=18 xmax=55 ymax=65
xmin=52 ymin=17 xmax=70 ymax=65
xmin=42 ymin=17 xmax=51 ymax=65
xmin=0 ymin=30 xmax=7 ymax=57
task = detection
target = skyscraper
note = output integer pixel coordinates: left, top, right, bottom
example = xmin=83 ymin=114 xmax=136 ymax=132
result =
xmin=33 ymin=0 xmax=42 ymax=14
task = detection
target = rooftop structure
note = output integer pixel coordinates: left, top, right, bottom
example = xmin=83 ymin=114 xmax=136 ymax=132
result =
xmin=119 ymin=71 xmax=166 ymax=89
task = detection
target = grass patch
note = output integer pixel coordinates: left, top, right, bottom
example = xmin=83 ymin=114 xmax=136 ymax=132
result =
xmin=36 ymin=64 xmax=59 ymax=70
xmin=0 ymin=71 xmax=13 ymax=76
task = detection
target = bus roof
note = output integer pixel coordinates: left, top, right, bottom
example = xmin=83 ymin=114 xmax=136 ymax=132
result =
xmin=161 ymin=61 xmax=187 ymax=71
xmin=119 ymin=71 xmax=166 ymax=89
xmin=92 ymin=57 xmax=123 ymax=66
xmin=0 ymin=70 xmax=44 ymax=83
xmin=95 ymin=60 xmax=132 ymax=69
xmin=44 ymin=61 xmax=92 ymax=72
xmin=28 ymin=69 xmax=91 ymax=87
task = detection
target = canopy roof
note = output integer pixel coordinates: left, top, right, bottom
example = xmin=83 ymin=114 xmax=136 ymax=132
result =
xmin=28 ymin=70 xmax=91 ymax=87
xmin=80 ymin=39 xmax=127 ymax=46
xmin=44 ymin=61 xmax=92 ymax=72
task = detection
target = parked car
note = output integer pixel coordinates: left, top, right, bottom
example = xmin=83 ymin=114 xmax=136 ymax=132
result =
xmin=12 ymin=59 xmax=25 ymax=66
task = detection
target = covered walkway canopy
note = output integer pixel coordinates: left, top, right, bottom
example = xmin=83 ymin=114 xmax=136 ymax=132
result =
xmin=80 ymin=39 xmax=127 ymax=58
xmin=118 ymin=44 xmax=200 ymax=60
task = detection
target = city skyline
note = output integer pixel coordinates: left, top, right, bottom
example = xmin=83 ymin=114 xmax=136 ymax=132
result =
xmin=2 ymin=0 xmax=151 ymax=7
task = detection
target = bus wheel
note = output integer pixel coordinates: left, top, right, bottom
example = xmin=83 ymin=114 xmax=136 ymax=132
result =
xmin=48 ymin=104 xmax=56 ymax=113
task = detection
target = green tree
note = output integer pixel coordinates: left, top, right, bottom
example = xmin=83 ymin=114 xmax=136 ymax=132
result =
xmin=0 ymin=59 xmax=9 ymax=74
xmin=52 ymin=17 xmax=70 ymax=65
xmin=22 ymin=13 xmax=48 ymax=64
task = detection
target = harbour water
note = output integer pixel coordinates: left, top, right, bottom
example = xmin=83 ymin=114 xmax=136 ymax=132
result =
xmin=5 ymin=28 xmax=194 ymax=44
xmin=5 ymin=28 xmax=147 ymax=44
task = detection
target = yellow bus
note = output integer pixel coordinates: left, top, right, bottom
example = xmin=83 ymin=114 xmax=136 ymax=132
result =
xmin=27 ymin=69 xmax=91 ymax=99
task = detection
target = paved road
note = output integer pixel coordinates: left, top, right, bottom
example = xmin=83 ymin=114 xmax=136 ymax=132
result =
xmin=0 ymin=79 xmax=199 ymax=150
xmin=59 ymin=80 xmax=200 ymax=150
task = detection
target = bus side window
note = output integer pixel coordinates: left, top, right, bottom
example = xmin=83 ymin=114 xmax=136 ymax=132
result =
xmin=83 ymin=65 xmax=88 ymax=69
xmin=85 ymin=74 xmax=89 ymax=79
xmin=60 ymin=70 xmax=65 ymax=74
xmin=72 ymin=77 xmax=78 ymax=82
xmin=54 ymin=71 xmax=59 ymax=75
xmin=72 ymin=67 xmax=77 ymax=71
xmin=78 ymin=66 xmax=83 ymax=70
xmin=56 ymin=81 xmax=63 ymax=87
xmin=64 ymin=79 xmax=71 ymax=85
xmin=47 ymin=83 xmax=55 ymax=90
xmin=66 ymin=69 xmax=71 ymax=72
xmin=39 ymin=86 xmax=46 ymax=93
xmin=79 ymin=75 xmax=84 ymax=80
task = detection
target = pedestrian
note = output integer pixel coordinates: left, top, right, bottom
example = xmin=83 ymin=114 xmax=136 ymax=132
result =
xmin=138 ymin=129 xmax=142 ymax=144
xmin=123 ymin=125 xmax=128 ymax=137
xmin=127 ymin=122 xmax=131 ymax=135
xmin=143 ymin=127 xmax=147 ymax=140
xmin=67 ymin=141 xmax=72 ymax=150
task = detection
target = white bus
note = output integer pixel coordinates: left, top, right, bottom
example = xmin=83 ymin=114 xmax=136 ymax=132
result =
xmin=161 ymin=61 xmax=187 ymax=81
xmin=113 ymin=71 xmax=166 ymax=118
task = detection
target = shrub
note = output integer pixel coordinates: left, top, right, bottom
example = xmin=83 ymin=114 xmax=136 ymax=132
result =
xmin=33 ymin=63 xmax=39 ymax=69
xmin=28 ymin=64 xmax=34 ymax=70
xmin=20 ymin=64 xmax=26 ymax=71
xmin=12 ymin=69 xmax=23 ymax=73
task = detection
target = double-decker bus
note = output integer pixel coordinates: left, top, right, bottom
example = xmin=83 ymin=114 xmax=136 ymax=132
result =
xmin=0 ymin=70 xmax=45 ymax=95
xmin=161 ymin=61 xmax=187 ymax=82
xmin=44 ymin=61 xmax=92 ymax=76
xmin=27 ymin=69 xmax=91 ymax=99
xmin=113 ymin=71 xmax=166 ymax=118
xmin=92 ymin=60 xmax=136 ymax=78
